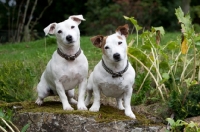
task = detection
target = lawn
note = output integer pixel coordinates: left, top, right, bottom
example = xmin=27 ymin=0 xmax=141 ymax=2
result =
xmin=0 ymin=32 xmax=181 ymax=103
xmin=0 ymin=36 xmax=102 ymax=70
xmin=0 ymin=32 xmax=180 ymax=65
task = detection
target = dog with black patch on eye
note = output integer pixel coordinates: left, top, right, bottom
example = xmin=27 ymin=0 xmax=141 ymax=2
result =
xmin=35 ymin=15 xmax=88 ymax=111
xmin=85 ymin=24 xmax=136 ymax=119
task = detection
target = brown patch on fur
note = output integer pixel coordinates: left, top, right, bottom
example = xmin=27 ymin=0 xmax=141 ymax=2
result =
xmin=101 ymin=36 xmax=107 ymax=54
xmin=117 ymin=36 xmax=123 ymax=40
xmin=59 ymin=75 xmax=70 ymax=83
xmin=116 ymin=24 xmax=129 ymax=37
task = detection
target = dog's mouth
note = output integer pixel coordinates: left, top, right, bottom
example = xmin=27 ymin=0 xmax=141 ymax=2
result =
xmin=67 ymin=40 xmax=75 ymax=44
xmin=114 ymin=58 xmax=121 ymax=62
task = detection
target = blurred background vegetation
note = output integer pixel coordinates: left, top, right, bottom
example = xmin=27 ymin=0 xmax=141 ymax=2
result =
xmin=0 ymin=0 xmax=199 ymax=43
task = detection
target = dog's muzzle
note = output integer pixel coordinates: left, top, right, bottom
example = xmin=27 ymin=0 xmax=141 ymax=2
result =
xmin=113 ymin=53 xmax=121 ymax=61
xmin=66 ymin=35 xmax=73 ymax=43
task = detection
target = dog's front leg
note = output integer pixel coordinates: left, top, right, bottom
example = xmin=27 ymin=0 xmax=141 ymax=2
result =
xmin=55 ymin=81 xmax=74 ymax=110
xmin=67 ymin=89 xmax=78 ymax=105
xmin=89 ymin=84 xmax=100 ymax=112
xmin=116 ymin=96 xmax=125 ymax=110
xmin=124 ymin=87 xmax=136 ymax=119
xmin=77 ymin=78 xmax=88 ymax=110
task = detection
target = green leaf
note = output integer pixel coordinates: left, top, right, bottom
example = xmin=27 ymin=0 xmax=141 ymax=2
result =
xmin=123 ymin=16 xmax=130 ymax=20
xmin=151 ymin=26 xmax=165 ymax=36
xmin=166 ymin=118 xmax=175 ymax=126
xmin=175 ymin=7 xmax=191 ymax=27
xmin=21 ymin=123 xmax=30 ymax=132
xmin=187 ymin=121 xmax=197 ymax=128
xmin=194 ymin=35 xmax=200 ymax=42
xmin=124 ymin=16 xmax=142 ymax=31
xmin=164 ymin=41 xmax=178 ymax=50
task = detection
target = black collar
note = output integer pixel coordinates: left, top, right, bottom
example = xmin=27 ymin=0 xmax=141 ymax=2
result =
xmin=57 ymin=48 xmax=81 ymax=61
xmin=102 ymin=59 xmax=129 ymax=78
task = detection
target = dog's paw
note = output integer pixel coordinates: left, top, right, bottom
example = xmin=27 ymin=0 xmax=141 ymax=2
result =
xmin=89 ymin=106 xmax=100 ymax=112
xmin=118 ymin=106 xmax=125 ymax=110
xmin=78 ymin=106 xmax=88 ymax=111
xmin=125 ymin=110 xmax=136 ymax=119
xmin=77 ymin=102 xmax=88 ymax=110
xmin=69 ymin=98 xmax=77 ymax=105
xmin=63 ymin=105 xmax=74 ymax=111
xmin=35 ymin=98 xmax=43 ymax=105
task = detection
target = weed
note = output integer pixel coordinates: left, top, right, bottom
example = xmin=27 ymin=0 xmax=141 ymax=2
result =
xmin=0 ymin=108 xmax=30 ymax=132
xmin=166 ymin=118 xmax=200 ymax=132
xmin=125 ymin=7 xmax=200 ymax=119
xmin=0 ymin=61 xmax=36 ymax=102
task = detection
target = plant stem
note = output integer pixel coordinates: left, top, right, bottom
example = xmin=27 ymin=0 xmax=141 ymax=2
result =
xmin=137 ymin=63 xmax=154 ymax=94
xmin=0 ymin=126 xmax=7 ymax=132
xmin=8 ymin=120 xmax=20 ymax=132
xmin=0 ymin=118 xmax=14 ymax=132
xmin=136 ymin=30 xmax=139 ymax=46
xmin=191 ymin=38 xmax=196 ymax=81
xmin=128 ymin=52 xmax=165 ymax=101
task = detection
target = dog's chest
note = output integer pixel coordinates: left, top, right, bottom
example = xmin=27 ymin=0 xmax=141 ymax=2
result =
xmin=57 ymin=63 xmax=86 ymax=89
xmin=59 ymin=72 xmax=83 ymax=90
xmin=98 ymin=78 xmax=127 ymax=97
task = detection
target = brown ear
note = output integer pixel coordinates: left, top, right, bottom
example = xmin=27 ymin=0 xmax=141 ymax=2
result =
xmin=90 ymin=35 xmax=104 ymax=48
xmin=116 ymin=24 xmax=129 ymax=37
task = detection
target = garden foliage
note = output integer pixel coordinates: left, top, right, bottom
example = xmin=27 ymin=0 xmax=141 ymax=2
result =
xmin=126 ymin=7 xmax=200 ymax=119
xmin=0 ymin=61 xmax=36 ymax=102
xmin=0 ymin=108 xmax=30 ymax=132
xmin=166 ymin=118 xmax=200 ymax=132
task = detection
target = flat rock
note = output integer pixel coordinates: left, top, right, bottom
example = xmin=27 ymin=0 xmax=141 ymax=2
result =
xmin=14 ymin=112 xmax=165 ymax=132
xmin=1 ymin=101 xmax=166 ymax=132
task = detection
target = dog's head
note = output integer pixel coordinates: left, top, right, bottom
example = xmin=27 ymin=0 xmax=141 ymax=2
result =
xmin=90 ymin=24 xmax=129 ymax=62
xmin=44 ymin=15 xmax=85 ymax=46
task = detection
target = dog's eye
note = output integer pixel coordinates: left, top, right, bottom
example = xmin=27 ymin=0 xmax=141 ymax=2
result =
xmin=105 ymin=46 xmax=109 ymax=49
xmin=71 ymin=26 xmax=75 ymax=29
xmin=58 ymin=30 xmax=62 ymax=34
xmin=118 ymin=42 xmax=122 ymax=45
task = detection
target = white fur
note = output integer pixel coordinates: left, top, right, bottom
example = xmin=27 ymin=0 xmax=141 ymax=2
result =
xmin=85 ymin=25 xmax=136 ymax=118
xmin=35 ymin=15 xmax=88 ymax=111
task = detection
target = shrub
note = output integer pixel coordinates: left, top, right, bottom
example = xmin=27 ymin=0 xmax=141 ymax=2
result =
xmin=168 ymin=84 xmax=200 ymax=119
xmin=166 ymin=118 xmax=200 ymax=132
xmin=0 ymin=61 xmax=36 ymax=102
xmin=126 ymin=7 xmax=200 ymax=119
xmin=131 ymin=73 xmax=154 ymax=105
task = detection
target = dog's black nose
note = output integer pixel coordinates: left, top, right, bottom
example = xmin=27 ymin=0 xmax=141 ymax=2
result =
xmin=113 ymin=53 xmax=121 ymax=61
xmin=66 ymin=35 xmax=72 ymax=42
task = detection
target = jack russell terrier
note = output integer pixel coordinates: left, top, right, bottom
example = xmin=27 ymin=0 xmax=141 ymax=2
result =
xmin=85 ymin=24 xmax=136 ymax=119
xmin=35 ymin=15 xmax=88 ymax=111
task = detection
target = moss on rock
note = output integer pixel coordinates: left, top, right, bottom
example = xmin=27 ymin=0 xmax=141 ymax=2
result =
xmin=0 ymin=101 xmax=164 ymax=126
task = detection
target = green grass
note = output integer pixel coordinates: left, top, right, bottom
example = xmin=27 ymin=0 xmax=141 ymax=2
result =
xmin=0 ymin=32 xmax=181 ymax=65
xmin=0 ymin=36 xmax=102 ymax=70
xmin=0 ymin=32 xmax=181 ymax=102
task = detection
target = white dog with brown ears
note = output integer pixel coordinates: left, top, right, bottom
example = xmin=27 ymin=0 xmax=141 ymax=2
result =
xmin=35 ymin=15 xmax=88 ymax=111
xmin=85 ymin=24 xmax=136 ymax=119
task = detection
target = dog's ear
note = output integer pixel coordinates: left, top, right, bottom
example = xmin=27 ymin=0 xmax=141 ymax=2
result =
xmin=43 ymin=23 xmax=57 ymax=36
xmin=69 ymin=15 xmax=85 ymax=25
xmin=90 ymin=35 xmax=104 ymax=48
xmin=116 ymin=24 xmax=129 ymax=38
